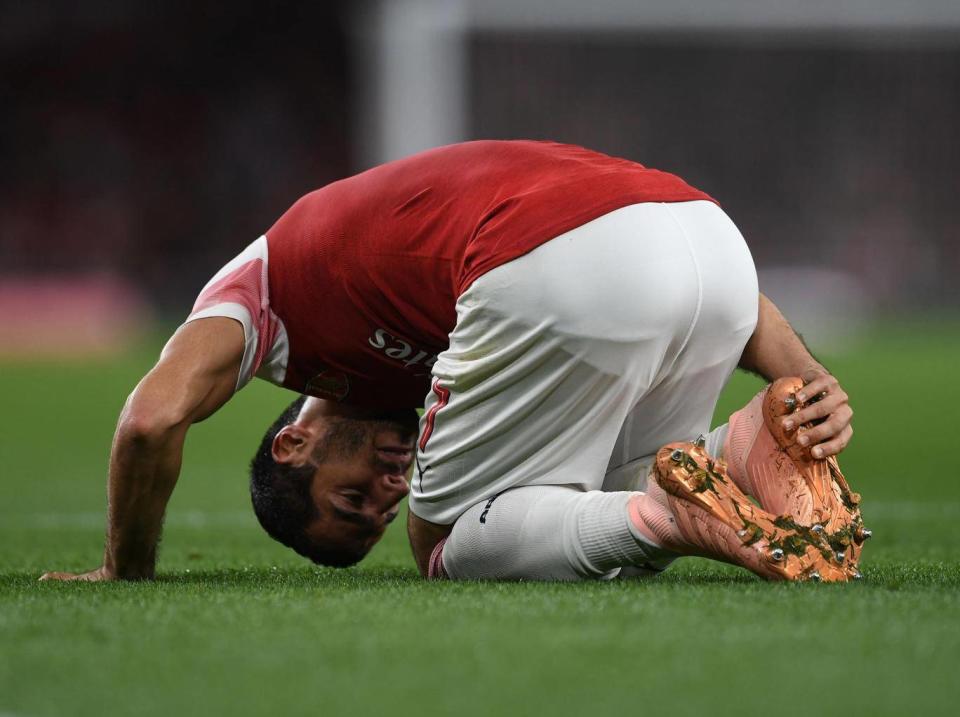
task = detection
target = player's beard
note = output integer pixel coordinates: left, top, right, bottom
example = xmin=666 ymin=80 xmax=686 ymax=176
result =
xmin=311 ymin=409 xmax=419 ymax=465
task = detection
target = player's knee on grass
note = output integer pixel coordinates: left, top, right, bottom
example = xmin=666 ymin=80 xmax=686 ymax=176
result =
xmin=441 ymin=485 xmax=676 ymax=581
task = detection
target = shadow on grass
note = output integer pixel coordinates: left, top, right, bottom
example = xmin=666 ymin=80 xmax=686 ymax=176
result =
xmin=155 ymin=564 xmax=765 ymax=589
xmin=8 ymin=560 xmax=958 ymax=593
xmin=155 ymin=565 xmax=422 ymax=588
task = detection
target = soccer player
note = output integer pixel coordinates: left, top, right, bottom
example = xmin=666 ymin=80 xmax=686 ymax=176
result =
xmin=40 ymin=140 xmax=854 ymax=582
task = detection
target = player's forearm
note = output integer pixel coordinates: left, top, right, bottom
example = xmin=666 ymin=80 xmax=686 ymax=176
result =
xmin=739 ymin=293 xmax=826 ymax=382
xmin=102 ymin=417 xmax=188 ymax=579
xmin=40 ymin=320 xmax=243 ymax=583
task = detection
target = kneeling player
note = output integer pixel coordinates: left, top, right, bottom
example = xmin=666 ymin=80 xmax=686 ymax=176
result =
xmin=40 ymin=140 xmax=857 ymax=583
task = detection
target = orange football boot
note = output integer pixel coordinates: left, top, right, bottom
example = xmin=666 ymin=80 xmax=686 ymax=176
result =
xmin=650 ymin=440 xmax=857 ymax=582
xmin=724 ymin=377 xmax=870 ymax=574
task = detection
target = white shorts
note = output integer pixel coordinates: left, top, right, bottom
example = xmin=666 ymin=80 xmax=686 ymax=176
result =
xmin=409 ymin=200 xmax=758 ymax=525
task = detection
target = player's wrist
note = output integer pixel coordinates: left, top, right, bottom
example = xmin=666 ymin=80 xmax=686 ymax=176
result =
xmin=796 ymin=363 xmax=831 ymax=385
xmin=103 ymin=548 xmax=155 ymax=580
xmin=106 ymin=564 xmax=154 ymax=581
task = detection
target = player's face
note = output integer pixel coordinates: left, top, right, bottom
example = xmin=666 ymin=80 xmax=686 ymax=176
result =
xmin=304 ymin=411 xmax=418 ymax=557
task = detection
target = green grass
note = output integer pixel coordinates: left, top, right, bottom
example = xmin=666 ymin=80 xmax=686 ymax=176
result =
xmin=2 ymin=321 xmax=960 ymax=716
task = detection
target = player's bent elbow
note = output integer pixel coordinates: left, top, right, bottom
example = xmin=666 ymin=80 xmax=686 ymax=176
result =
xmin=116 ymin=399 xmax=189 ymax=446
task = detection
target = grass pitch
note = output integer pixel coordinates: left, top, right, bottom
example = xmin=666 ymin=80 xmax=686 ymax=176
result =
xmin=2 ymin=321 xmax=959 ymax=716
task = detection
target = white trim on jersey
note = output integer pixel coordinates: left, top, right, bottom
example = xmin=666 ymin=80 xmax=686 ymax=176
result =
xmin=183 ymin=235 xmax=290 ymax=392
xmin=256 ymin=319 xmax=289 ymax=386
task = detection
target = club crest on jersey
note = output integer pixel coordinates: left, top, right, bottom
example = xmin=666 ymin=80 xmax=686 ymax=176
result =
xmin=304 ymin=369 xmax=351 ymax=401
xmin=368 ymin=328 xmax=439 ymax=376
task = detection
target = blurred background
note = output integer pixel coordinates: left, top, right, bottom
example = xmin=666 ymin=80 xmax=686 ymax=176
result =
xmin=2 ymin=0 xmax=959 ymax=357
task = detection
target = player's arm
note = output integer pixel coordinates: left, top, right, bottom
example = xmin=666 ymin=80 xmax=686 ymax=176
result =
xmin=41 ymin=317 xmax=245 ymax=581
xmin=738 ymin=293 xmax=853 ymax=458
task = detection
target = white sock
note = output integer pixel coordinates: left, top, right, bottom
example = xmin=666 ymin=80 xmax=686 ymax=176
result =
xmin=705 ymin=422 xmax=729 ymax=460
xmin=441 ymin=485 xmax=676 ymax=581
xmin=575 ymin=491 xmax=677 ymax=575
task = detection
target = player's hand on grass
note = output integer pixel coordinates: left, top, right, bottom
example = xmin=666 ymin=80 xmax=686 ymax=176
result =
xmin=39 ymin=566 xmax=117 ymax=582
xmin=781 ymin=369 xmax=853 ymax=459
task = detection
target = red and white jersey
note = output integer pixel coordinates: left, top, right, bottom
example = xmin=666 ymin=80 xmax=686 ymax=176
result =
xmin=186 ymin=140 xmax=713 ymax=408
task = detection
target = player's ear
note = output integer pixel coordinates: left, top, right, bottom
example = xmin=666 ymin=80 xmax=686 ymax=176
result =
xmin=272 ymin=424 xmax=313 ymax=465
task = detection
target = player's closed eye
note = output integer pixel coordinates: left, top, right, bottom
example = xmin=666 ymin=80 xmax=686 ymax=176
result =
xmin=340 ymin=491 xmax=365 ymax=508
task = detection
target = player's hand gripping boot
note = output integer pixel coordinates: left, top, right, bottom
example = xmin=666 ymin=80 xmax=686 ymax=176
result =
xmin=724 ymin=377 xmax=869 ymax=575
xmin=651 ymin=440 xmax=856 ymax=582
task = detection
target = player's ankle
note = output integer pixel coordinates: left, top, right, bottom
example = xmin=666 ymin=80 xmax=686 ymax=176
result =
xmin=626 ymin=489 xmax=686 ymax=553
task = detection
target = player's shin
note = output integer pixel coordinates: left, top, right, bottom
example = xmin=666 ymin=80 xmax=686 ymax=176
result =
xmin=438 ymin=485 xmax=677 ymax=581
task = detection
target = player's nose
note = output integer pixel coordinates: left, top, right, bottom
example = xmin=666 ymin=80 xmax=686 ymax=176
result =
xmin=384 ymin=472 xmax=410 ymax=499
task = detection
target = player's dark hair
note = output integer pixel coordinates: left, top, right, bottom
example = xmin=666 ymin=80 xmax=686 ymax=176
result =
xmin=249 ymin=396 xmax=364 ymax=568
